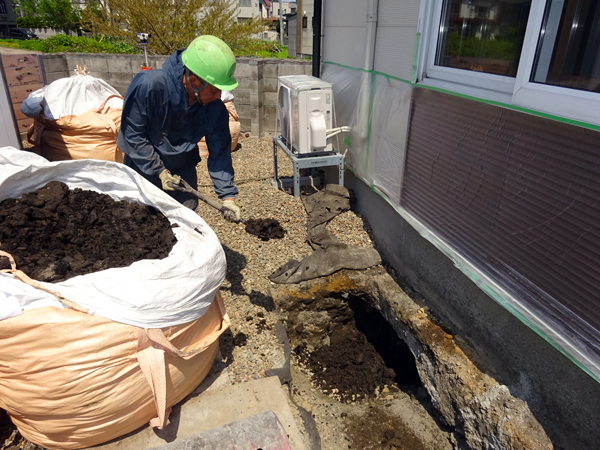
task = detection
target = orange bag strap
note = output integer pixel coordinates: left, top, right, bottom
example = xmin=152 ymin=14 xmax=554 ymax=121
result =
xmin=96 ymin=94 xmax=124 ymax=114
xmin=143 ymin=291 xmax=230 ymax=360
xmin=225 ymin=101 xmax=239 ymax=121
xmin=0 ymin=249 xmax=88 ymax=313
xmin=94 ymin=96 xmax=124 ymax=160
xmin=26 ymin=122 xmax=35 ymax=144
xmin=136 ymin=291 xmax=230 ymax=429
xmin=26 ymin=103 xmax=45 ymax=152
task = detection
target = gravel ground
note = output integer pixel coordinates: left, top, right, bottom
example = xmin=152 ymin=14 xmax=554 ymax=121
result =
xmin=194 ymin=138 xmax=457 ymax=450
xmin=4 ymin=134 xmax=451 ymax=450
xmin=194 ymin=135 xmax=375 ymax=385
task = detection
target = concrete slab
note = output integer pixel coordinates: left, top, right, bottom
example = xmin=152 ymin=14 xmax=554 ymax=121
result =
xmin=93 ymin=374 xmax=304 ymax=450
xmin=147 ymin=411 xmax=292 ymax=450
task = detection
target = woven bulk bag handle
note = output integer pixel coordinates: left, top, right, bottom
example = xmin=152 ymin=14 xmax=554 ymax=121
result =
xmin=0 ymin=249 xmax=88 ymax=313
xmin=136 ymin=292 xmax=230 ymax=429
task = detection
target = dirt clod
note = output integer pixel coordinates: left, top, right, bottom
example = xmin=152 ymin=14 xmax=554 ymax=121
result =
xmin=244 ymin=218 xmax=286 ymax=241
xmin=233 ymin=332 xmax=248 ymax=347
xmin=0 ymin=181 xmax=176 ymax=283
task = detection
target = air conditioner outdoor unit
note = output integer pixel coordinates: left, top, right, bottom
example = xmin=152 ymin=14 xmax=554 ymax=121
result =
xmin=277 ymin=75 xmax=333 ymax=156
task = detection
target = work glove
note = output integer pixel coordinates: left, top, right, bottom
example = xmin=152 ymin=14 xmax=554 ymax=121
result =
xmin=222 ymin=198 xmax=241 ymax=223
xmin=158 ymin=169 xmax=181 ymax=191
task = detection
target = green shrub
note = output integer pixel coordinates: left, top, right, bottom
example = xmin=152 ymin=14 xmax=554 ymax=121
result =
xmin=0 ymin=32 xmax=292 ymax=58
xmin=40 ymin=34 xmax=136 ymax=53
xmin=16 ymin=16 xmax=46 ymax=29
xmin=230 ymin=39 xmax=288 ymax=58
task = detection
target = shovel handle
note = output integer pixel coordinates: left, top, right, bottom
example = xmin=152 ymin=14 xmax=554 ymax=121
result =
xmin=167 ymin=180 xmax=246 ymax=224
xmin=167 ymin=179 xmax=223 ymax=211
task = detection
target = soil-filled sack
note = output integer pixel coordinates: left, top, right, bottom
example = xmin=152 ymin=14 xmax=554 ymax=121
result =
xmin=0 ymin=148 xmax=229 ymax=449
xmin=198 ymin=98 xmax=241 ymax=158
xmin=21 ymin=73 xmax=123 ymax=121
xmin=22 ymin=74 xmax=124 ymax=162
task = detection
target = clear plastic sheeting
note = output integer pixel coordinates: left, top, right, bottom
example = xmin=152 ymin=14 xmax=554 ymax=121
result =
xmin=321 ymin=61 xmax=600 ymax=382
xmin=322 ymin=63 xmax=411 ymax=205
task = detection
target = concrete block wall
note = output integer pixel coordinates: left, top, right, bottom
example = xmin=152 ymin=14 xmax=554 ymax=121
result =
xmin=234 ymin=57 xmax=311 ymax=136
xmin=39 ymin=53 xmax=311 ymax=137
xmin=41 ymin=54 xmax=69 ymax=84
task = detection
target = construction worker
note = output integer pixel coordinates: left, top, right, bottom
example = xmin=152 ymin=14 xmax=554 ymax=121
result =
xmin=117 ymin=35 xmax=241 ymax=222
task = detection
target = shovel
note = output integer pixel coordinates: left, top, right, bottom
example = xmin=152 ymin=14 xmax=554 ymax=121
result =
xmin=167 ymin=179 xmax=246 ymax=224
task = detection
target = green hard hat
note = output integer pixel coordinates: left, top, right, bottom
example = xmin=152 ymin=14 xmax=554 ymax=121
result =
xmin=182 ymin=35 xmax=238 ymax=91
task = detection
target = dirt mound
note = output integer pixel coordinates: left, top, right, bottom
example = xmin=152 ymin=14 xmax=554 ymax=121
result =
xmin=289 ymin=294 xmax=421 ymax=403
xmin=295 ymin=332 xmax=396 ymax=401
xmin=0 ymin=181 xmax=177 ymax=283
xmin=244 ymin=218 xmax=286 ymax=241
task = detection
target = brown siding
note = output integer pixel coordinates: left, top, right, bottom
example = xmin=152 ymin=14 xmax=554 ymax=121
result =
xmin=401 ymin=88 xmax=600 ymax=356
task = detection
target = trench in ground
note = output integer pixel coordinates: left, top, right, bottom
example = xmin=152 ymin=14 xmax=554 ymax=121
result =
xmin=284 ymin=292 xmax=462 ymax=450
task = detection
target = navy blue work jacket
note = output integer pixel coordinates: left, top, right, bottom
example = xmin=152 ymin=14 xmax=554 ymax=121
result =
xmin=117 ymin=50 xmax=238 ymax=199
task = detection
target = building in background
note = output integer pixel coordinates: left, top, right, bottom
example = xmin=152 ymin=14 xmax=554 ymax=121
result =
xmin=237 ymin=0 xmax=260 ymax=22
xmin=286 ymin=0 xmax=314 ymax=58
xmin=0 ymin=0 xmax=18 ymax=38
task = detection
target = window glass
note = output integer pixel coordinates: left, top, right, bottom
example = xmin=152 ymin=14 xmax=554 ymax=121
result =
xmin=0 ymin=2 xmax=7 ymax=14
xmin=532 ymin=0 xmax=600 ymax=93
xmin=239 ymin=0 xmax=251 ymax=7
xmin=436 ymin=0 xmax=532 ymax=77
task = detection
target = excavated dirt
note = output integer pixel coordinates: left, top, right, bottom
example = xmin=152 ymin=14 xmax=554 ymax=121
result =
xmin=244 ymin=218 xmax=286 ymax=241
xmin=0 ymin=181 xmax=176 ymax=283
xmin=283 ymin=292 xmax=456 ymax=450
xmin=292 ymin=294 xmax=421 ymax=403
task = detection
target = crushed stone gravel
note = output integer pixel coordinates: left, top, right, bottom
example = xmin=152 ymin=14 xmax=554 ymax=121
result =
xmin=194 ymin=135 xmax=375 ymax=385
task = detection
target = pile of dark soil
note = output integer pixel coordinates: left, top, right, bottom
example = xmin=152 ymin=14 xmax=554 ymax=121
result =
xmin=295 ymin=332 xmax=397 ymax=401
xmin=0 ymin=181 xmax=177 ymax=283
xmin=291 ymin=294 xmax=421 ymax=402
xmin=244 ymin=218 xmax=286 ymax=241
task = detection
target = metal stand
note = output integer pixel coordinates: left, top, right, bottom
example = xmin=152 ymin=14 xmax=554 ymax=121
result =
xmin=272 ymin=135 xmax=344 ymax=197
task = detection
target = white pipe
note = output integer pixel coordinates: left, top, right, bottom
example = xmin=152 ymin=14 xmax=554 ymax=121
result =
xmin=279 ymin=0 xmax=283 ymax=45
xmin=356 ymin=0 xmax=379 ymax=145
xmin=364 ymin=0 xmax=379 ymax=71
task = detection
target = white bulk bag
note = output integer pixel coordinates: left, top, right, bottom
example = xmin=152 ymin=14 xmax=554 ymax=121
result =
xmin=0 ymin=147 xmax=226 ymax=328
xmin=21 ymin=73 xmax=123 ymax=121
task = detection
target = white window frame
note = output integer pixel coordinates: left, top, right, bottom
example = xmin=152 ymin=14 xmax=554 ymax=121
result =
xmin=417 ymin=0 xmax=600 ymax=127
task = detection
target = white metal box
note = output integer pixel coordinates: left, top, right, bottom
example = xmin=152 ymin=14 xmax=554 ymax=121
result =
xmin=277 ymin=75 xmax=333 ymax=155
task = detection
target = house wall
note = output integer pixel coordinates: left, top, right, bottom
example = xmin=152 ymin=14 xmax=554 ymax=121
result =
xmin=0 ymin=0 xmax=18 ymax=38
xmin=322 ymin=0 xmax=368 ymax=68
xmin=275 ymin=1 xmax=296 ymax=16
xmin=300 ymin=0 xmax=313 ymax=56
xmin=38 ymin=53 xmax=310 ymax=137
xmin=321 ymin=0 xmax=600 ymax=449
xmin=345 ymin=166 xmax=600 ymax=450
